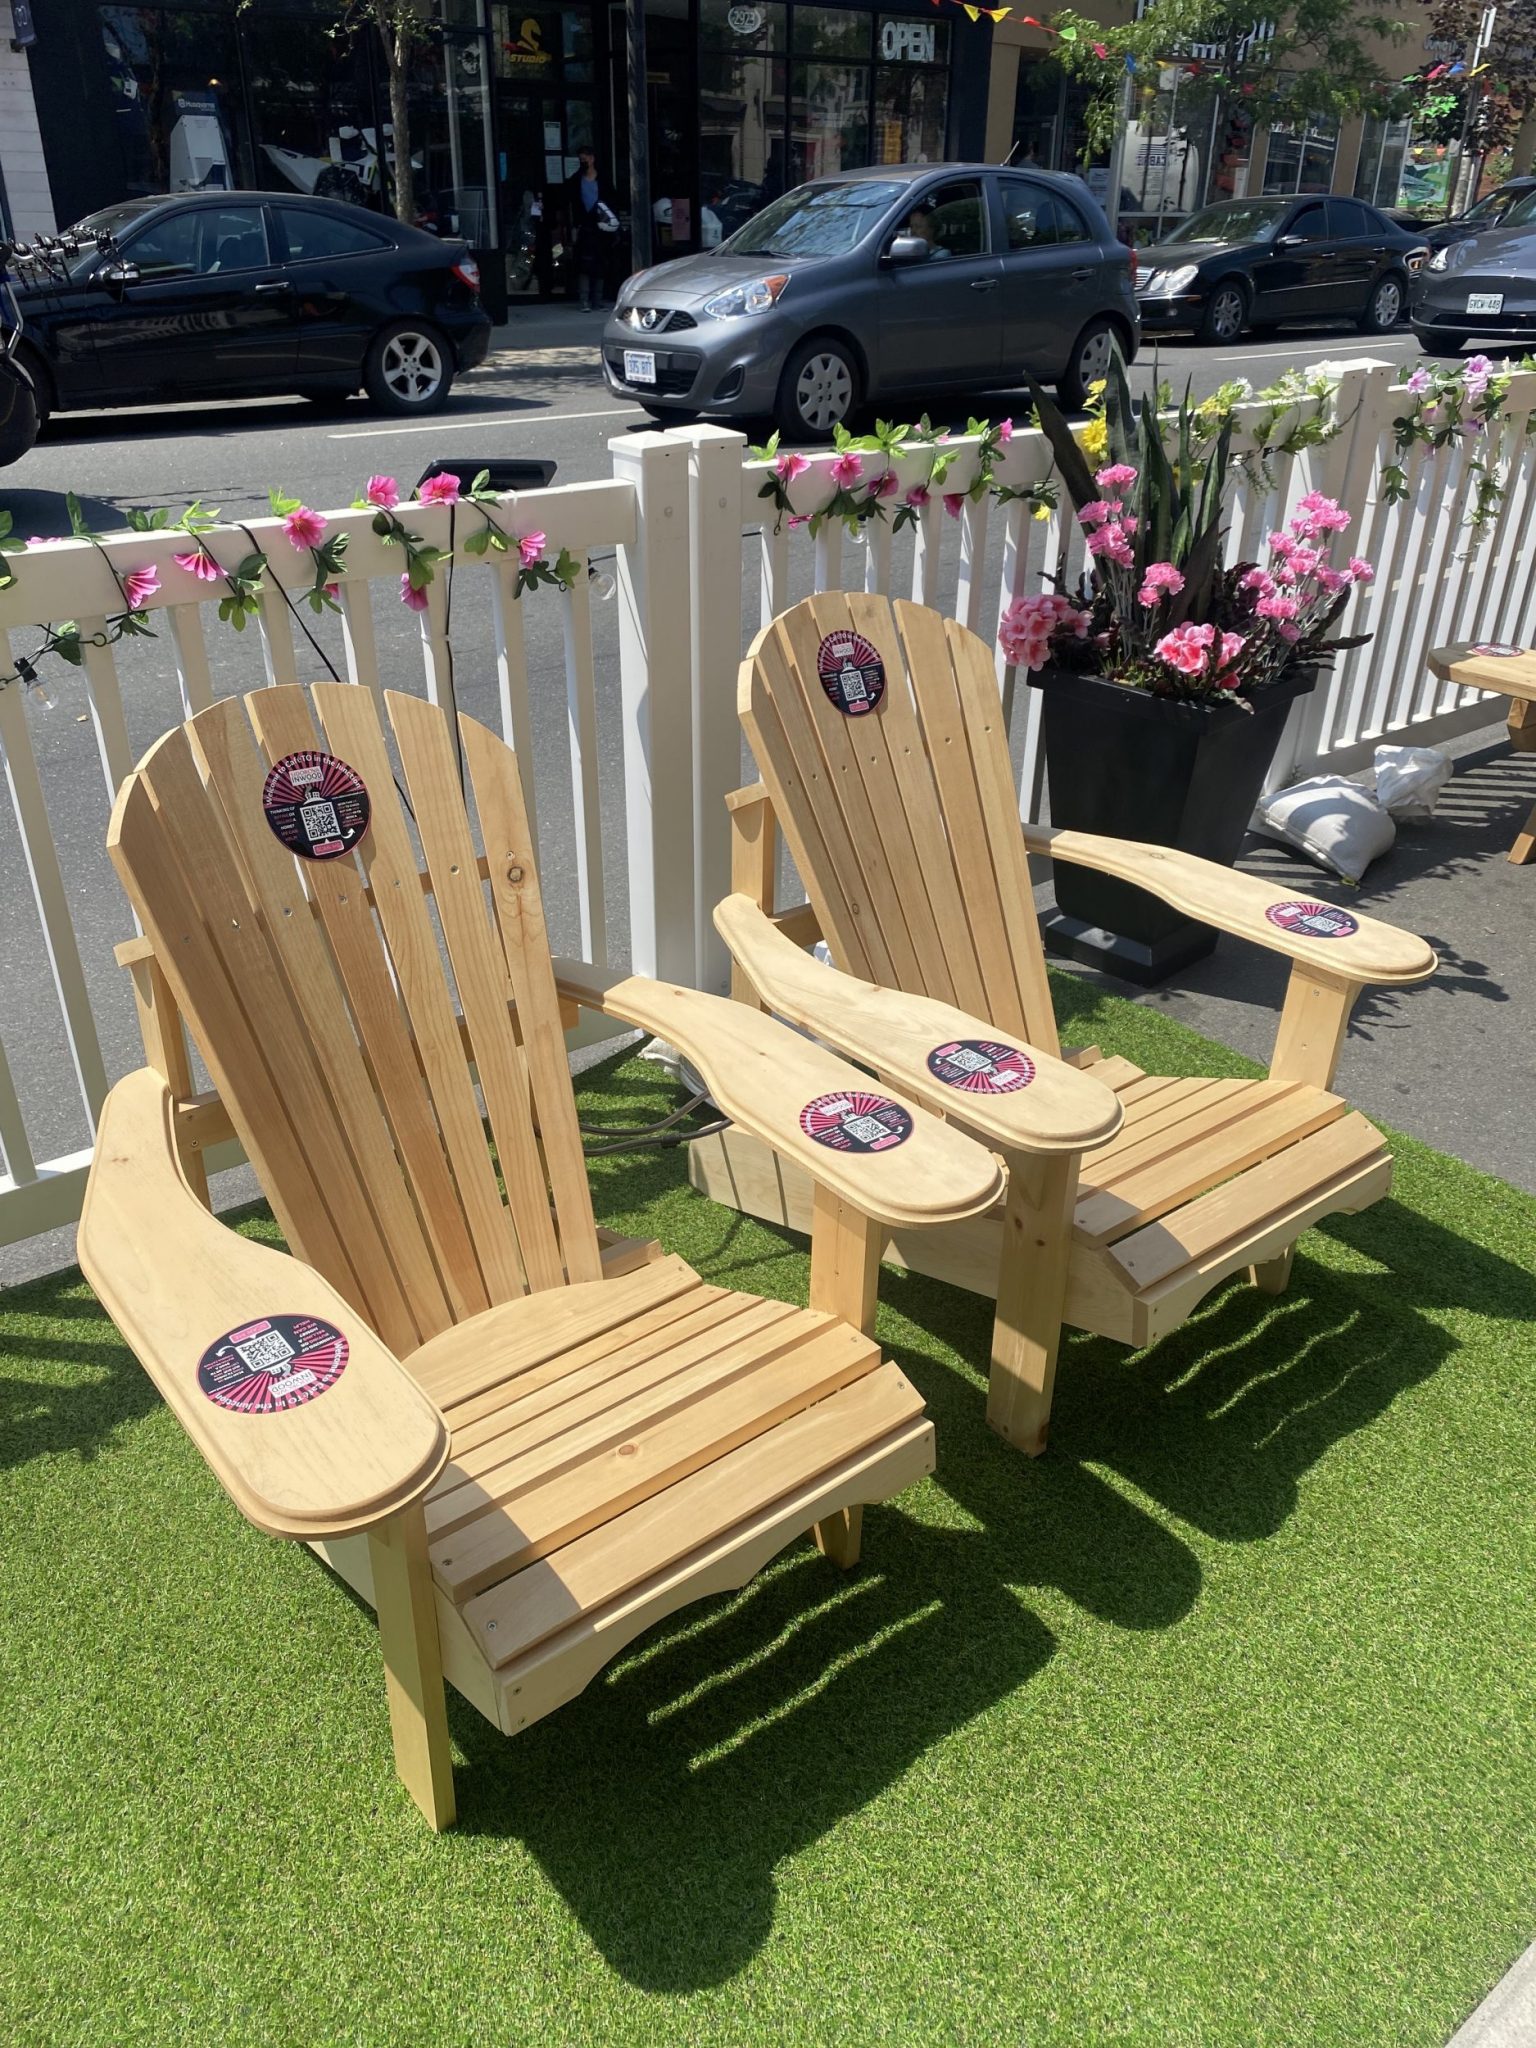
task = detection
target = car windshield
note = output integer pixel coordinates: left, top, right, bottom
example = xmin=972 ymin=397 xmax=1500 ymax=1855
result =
xmin=1462 ymin=186 xmax=1523 ymax=225
xmin=723 ymin=181 xmax=907 ymax=258
xmin=1502 ymin=186 xmax=1536 ymax=228
xmin=1161 ymin=200 xmax=1290 ymax=246
xmin=61 ymin=202 xmax=163 ymax=277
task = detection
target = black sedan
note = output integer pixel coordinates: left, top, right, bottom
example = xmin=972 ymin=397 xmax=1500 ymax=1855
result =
xmin=10 ymin=192 xmax=491 ymax=422
xmin=1136 ymin=196 xmax=1428 ymax=344
xmin=1411 ymin=193 xmax=1536 ymax=352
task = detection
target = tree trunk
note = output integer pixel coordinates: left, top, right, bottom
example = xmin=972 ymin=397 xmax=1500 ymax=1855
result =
xmin=380 ymin=23 xmax=416 ymax=224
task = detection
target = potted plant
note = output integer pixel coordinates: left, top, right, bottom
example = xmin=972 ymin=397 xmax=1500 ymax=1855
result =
xmin=1006 ymin=363 xmax=1373 ymax=984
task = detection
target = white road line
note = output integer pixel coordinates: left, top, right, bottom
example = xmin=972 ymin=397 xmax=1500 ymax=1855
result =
xmin=328 ymin=405 xmax=642 ymax=440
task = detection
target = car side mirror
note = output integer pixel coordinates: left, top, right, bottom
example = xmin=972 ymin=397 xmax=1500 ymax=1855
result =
xmin=97 ymin=260 xmax=140 ymax=292
xmin=885 ymin=234 xmax=931 ymax=266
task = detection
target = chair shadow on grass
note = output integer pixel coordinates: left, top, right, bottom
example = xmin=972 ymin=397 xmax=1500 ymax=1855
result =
xmin=0 ymin=1265 xmax=160 ymax=1472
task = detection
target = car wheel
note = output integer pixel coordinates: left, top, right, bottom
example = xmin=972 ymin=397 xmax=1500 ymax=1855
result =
xmin=1359 ymin=271 xmax=1406 ymax=334
xmin=1197 ymin=280 xmax=1248 ymax=345
xmin=776 ymin=337 xmax=860 ymax=441
xmin=363 ymin=320 xmax=452 ymax=414
xmin=14 ymin=343 xmax=52 ymax=425
xmin=1055 ymin=317 xmax=1120 ymax=412
xmin=0 ymin=361 xmax=40 ymax=466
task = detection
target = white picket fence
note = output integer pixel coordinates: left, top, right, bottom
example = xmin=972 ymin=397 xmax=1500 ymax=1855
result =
xmin=1 ymin=352 xmax=1530 ymax=1252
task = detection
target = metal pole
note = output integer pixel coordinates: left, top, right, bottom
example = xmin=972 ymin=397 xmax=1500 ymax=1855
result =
xmin=626 ymin=0 xmax=651 ymax=276
xmin=1155 ymin=67 xmax=1181 ymax=229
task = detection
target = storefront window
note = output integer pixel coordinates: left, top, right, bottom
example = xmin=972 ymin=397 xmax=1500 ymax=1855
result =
xmin=1262 ymin=117 xmax=1339 ymax=195
xmin=792 ymin=6 xmax=871 ymax=59
xmin=403 ymin=35 xmax=495 ymax=243
xmin=99 ymin=6 xmax=247 ymax=198
xmin=240 ymin=15 xmax=380 ymax=211
xmin=873 ymin=15 xmax=948 ymax=164
xmin=1354 ymin=115 xmax=1412 ymax=208
xmin=791 ymin=61 xmax=871 ymax=182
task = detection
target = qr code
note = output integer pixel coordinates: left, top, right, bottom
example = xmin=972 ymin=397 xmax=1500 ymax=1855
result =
xmin=299 ymin=799 xmax=340 ymax=841
xmin=234 ymin=1327 xmax=297 ymax=1373
xmin=844 ymin=1113 xmax=891 ymax=1143
xmin=947 ymin=1047 xmax=990 ymax=1073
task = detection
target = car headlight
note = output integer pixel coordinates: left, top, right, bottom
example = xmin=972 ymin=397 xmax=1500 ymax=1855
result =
xmin=1428 ymin=245 xmax=1451 ymax=272
xmin=701 ymin=273 xmax=789 ymax=319
xmin=1142 ymin=263 xmax=1199 ymax=297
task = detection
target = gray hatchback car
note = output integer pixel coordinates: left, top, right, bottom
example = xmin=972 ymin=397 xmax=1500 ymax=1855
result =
xmin=601 ymin=163 xmax=1139 ymax=439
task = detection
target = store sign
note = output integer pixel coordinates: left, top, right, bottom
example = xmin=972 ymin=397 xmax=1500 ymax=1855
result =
xmin=881 ymin=20 xmax=937 ymax=61
xmin=728 ymin=6 xmax=765 ymax=32
xmin=503 ymin=17 xmax=554 ymax=73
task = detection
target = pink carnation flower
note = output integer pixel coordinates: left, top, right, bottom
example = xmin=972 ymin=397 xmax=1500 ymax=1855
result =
xmin=122 ymin=565 xmax=159 ymax=611
xmin=1154 ymin=622 xmax=1215 ymax=676
xmin=1218 ymin=630 xmax=1246 ymax=669
xmin=1277 ymin=621 xmax=1302 ymax=643
xmin=1077 ymin=500 xmax=1114 ymax=527
xmin=1240 ymin=566 xmax=1275 ymax=596
xmin=283 ymin=506 xmax=326 ymax=551
xmin=1137 ymin=561 xmax=1184 ymax=608
xmin=517 ymin=530 xmax=546 ymax=568
xmin=1095 ymin=463 xmax=1138 ymax=490
xmin=1348 ymin=556 xmax=1374 ymax=583
xmin=1256 ymin=593 xmax=1300 ymax=622
xmin=773 ymin=450 xmax=810 ymax=483
xmin=828 ymin=450 xmax=864 ymax=488
xmin=418 ymin=473 xmax=461 ymax=506
xmin=400 ymin=574 xmax=431 ymax=612
xmin=1291 ymin=490 xmax=1350 ymax=538
xmin=365 ymin=475 xmax=400 ymax=510
xmin=1268 ymin=531 xmax=1297 ymax=558
xmin=1085 ymin=521 xmax=1134 ymax=567
xmin=173 ymin=549 xmax=221 ymax=582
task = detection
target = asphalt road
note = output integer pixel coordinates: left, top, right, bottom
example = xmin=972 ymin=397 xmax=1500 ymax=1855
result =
xmin=0 ymin=310 xmax=1435 ymax=1282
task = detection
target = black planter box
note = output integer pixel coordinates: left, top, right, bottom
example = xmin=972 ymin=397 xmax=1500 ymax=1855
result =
xmin=1033 ymin=662 xmax=1316 ymax=985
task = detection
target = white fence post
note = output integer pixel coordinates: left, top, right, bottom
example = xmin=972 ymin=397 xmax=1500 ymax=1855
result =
xmin=610 ymin=430 xmax=697 ymax=985
xmin=682 ymin=425 xmax=748 ymax=995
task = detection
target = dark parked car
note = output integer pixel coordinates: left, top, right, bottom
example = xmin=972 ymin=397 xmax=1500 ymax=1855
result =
xmin=602 ymin=163 xmax=1139 ymax=439
xmin=9 ymin=192 xmax=491 ymax=421
xmin=1137 ymin=196 xmax=1427 ymax=343
xmin=1421 ymin=176 xmax=1536 ymax=251
xmin=1411 ymin=189 xmax=1536 ymax=352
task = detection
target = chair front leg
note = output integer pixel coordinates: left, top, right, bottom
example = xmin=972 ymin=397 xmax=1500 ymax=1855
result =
xmin=987 ymin=1148 xmax=1080 ymax=1459
xmin=1257 ymin=964 xmax=1365 ymax=1296
xmin=368 ymin=1503 xmax=456 ymax=1830
xmin=807 ymin=1185 xmax=882 ymax=1566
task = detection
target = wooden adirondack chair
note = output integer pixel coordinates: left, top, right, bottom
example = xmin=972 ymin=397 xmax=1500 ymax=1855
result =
xmin=699 ymin=591 xmax=1439 ymax=1458
xmin=78 ymin=681 xmax=1010 ymax=1830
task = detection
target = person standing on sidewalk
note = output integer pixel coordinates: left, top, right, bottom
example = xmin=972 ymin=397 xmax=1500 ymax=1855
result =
xmin=563 ymin=150 xmax=620 ymax=310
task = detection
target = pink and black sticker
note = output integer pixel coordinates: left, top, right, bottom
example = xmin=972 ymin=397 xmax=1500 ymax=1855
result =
xmin=197 ymin=1314 xmax=349 ymax=1415
xmin=816 ymin=629 xmax=886 ymax=716
xmin=1470 ymin=642 xmax=1528 ymax=658
xmin=927 ymin=1039 xmax=1036 ymax=1094
xmin=1265 ymin=900 xmax=1359 ymax=940
xmin=262 ymin=750 xmax=370 ymax=861
xmin=799 ymin=1090 xmax=913 ymax=1153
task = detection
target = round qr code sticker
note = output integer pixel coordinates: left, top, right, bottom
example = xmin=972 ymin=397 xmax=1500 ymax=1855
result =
xmin=1471 ymin=642 xmax=1527 ymax=658
xmin=197 ymin=1314 xmax=349 ymax=1415
xmin=798 ymin=1090 xmax=913 ymax=1152
xmin=926 ymin=1039 xmax=1036 ymax=1094
xmin=262 ymin=750 xmax=371 ymax=862
xmin=1265 ymin=900 xmax=1359 ymax=940
xmin=816 ymin=629 xmax=886 ymax=716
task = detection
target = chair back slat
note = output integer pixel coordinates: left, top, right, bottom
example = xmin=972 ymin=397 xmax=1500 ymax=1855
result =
xmin=108 ymin=683 xmax=606 ymax=1354
xmin=243 ymin=686 xmax=489 ymax=1326
xmin=191 ymin=694 xmax=456 ymax=1346
xmin=307 ymin=684 xmax=527 ymax=1304
xmin=384 ymin=688 xmax=566 ymax=1294
xmin=462 ymin=711 xmax=602 ymax=1282
xmin=741 ymin=593 xmax=1061 ymax=1056
xmin=111 ymin=728 xmax=389 ymax=1335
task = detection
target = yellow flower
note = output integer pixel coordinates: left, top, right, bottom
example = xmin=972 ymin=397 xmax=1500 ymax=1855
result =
xmin=1032 ymin=502 xmax=1051 ymax=521
xmin=1075 ymin=416 xmax=1109 ymax=465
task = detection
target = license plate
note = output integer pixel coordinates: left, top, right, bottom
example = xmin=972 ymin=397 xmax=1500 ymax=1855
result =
xmin=1467 ymin=292 xmax=1504 ymax=315
xmin=623 ymin=349 xmax=656 ymax=385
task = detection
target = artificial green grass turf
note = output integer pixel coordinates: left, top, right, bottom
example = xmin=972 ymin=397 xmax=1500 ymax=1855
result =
xmin=3 ymin=969 xmax=1536 ymax=2048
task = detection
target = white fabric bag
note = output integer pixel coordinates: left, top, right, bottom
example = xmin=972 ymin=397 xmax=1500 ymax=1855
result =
xmin=1253 ymin=774 xmax=1396 ymax=885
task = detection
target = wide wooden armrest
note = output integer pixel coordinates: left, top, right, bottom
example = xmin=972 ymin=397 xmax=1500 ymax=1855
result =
xmin=1427 ymin=641 xmax=1536 ymax=698
xmin=1022 ymin=824 xmax=1437 ymax=986
xmin=553 ymin=962 xmax=1004 ymax=1229
xmin=78 ymin=1069 xmax=449 ymax=1541
xmin=713 ymin=894 xmax=1123 ymax=1156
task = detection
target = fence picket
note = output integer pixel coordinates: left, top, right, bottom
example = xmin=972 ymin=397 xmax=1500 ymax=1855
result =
xmin=338 ymin=579 xmax=384 ymax=703
xmin=488 ymin=554 xmax=538 ymax=852
xmin=76 ymin=620 xmax=136 ymax=796
xmin=168 ymin=604 xmax=215 ymax=716
xmin=560 ymin=555 xmax=606 ymax=966
xmin=0 ymin=658 xmax=110 ymax=1129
